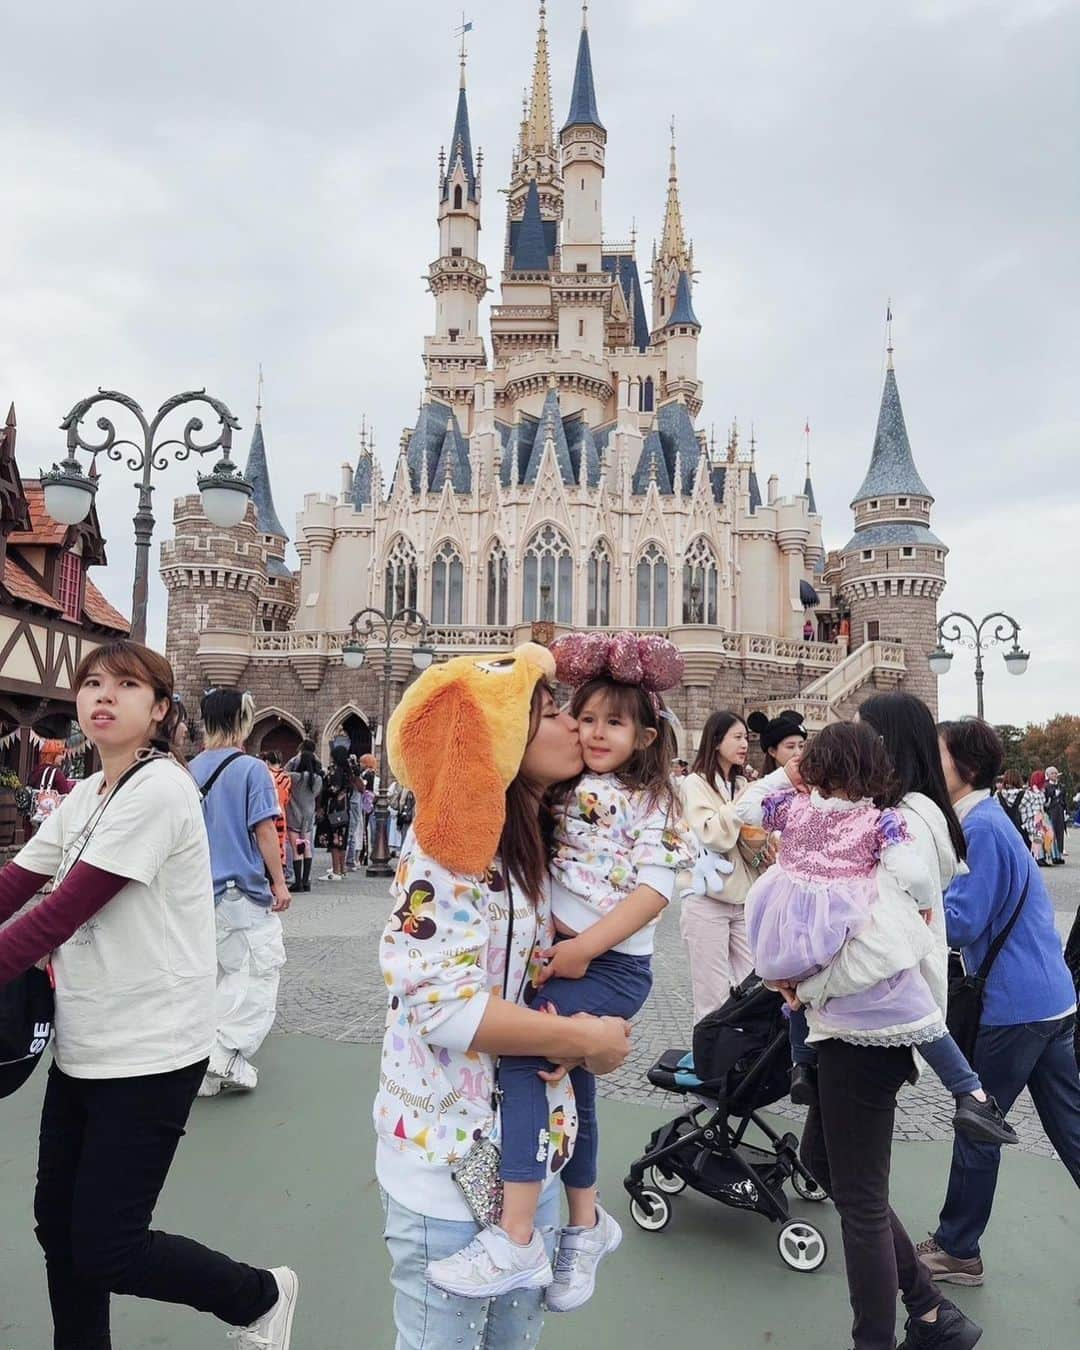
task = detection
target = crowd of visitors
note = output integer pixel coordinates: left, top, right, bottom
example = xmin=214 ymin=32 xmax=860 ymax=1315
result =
xmin=0 ymin=632 xmax=1076 ymax=1350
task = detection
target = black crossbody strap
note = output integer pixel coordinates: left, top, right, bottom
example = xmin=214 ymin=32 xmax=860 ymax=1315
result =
xmin=199 ymin=751 xmax=245 ymax=801
xmin=490 ymin=873 xmax=536 ymax=1112
xmin=975 ymin=874 xmax=1031 ymax=983
xmin=53 ymin=755 xmax=156 ymax=887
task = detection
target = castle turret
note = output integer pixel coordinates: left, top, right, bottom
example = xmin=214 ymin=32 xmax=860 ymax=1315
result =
xmin=651 ymin=122 xmax=692 ymax=333
xmin=508 ymin=3 xmax=562 ymax=234
xmin=243 ymin=391 xmax=298 ymax=632
xmin=830 ymin=341 xmax=947 ymax=710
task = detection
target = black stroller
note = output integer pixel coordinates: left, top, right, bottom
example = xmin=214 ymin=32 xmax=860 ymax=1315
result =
xmin=624 ymin=974 xmax=831 ymax=1272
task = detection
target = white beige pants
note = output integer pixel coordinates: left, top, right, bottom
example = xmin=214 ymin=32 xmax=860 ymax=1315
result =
xmin=213 ymin=891 xmax=286 ymax=1063
xmin=679 ymin=893 xmax=754 ymax=1027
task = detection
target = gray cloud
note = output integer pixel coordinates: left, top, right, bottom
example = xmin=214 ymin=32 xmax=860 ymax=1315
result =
xmin=3 ymin=0 xmax=1076 ymax=725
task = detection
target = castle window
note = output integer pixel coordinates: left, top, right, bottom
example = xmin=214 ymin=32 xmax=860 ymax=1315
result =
xmin=901 ymin=546 xmax=914 ymax=558
xmin=384 ymin=536 xmax=418 ymax=615
xmin=683 ymin=536 xmax=719 ymax=625
xmin=194 ymin=602 xmax=210 ymax=632
xmin=450 ymin=246 xmax=463 ymax=258
xmin=636 ymin=542 xmax=668 ymax=628
xmin=587 ymin=541 xmax=611 ymax=626
xmin=430 ymin=541 xmax=464 ymax=625
xmin=897 ymin=497 xmax=908 ymax=507
xmin=486 ymin=542 xmax=508 ymax=625
xmin=578 ymin=318 xmax=585 ymax=338
xmin=523 ymin=525 xmax=572 ymax=623
xmin=453 ymin=185 xmax=463 ymax=210
xmin=640 ymin=376 xmax=655 ymax=413
xmin=659 ymin=297 xmax=665 ymax=316
xmin=57 ymin=550 xmax=83 ymax=622
xmin=868 ymin=500 xmax=879 ymax=511
xmin=576 ymin=262 xmax=587 ymax=273
xmin=935 ymin=549 xmax=944 ymax=561
xmin=448 ymin=328 xmax=459 ymax=342
xmin=862 ymin=549 xmax=874 ymax=561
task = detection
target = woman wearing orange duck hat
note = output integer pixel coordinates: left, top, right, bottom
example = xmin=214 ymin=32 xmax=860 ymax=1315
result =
xmin=374 ymin=643 xmax=631 ymax=1349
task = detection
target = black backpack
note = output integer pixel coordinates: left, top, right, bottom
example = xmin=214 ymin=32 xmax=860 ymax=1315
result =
xmin=996 ymin=791 xmax=1031 ymax=849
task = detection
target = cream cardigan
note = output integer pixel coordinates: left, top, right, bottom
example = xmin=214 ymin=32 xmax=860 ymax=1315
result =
xmin=680 ymin=771 xmax=759 ymax=906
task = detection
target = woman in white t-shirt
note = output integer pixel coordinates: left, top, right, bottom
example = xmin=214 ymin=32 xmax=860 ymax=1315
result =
xmin=0 ymin=641 xmax=298 ymax=1350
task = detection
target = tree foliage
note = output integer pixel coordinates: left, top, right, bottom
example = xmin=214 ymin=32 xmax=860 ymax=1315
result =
xmin=994 ymin=715 xmax=1080 ymax=797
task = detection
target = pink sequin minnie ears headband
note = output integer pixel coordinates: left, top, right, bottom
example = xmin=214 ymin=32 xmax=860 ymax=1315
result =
xmin=551 ymin=631 xmax=685 ymax=717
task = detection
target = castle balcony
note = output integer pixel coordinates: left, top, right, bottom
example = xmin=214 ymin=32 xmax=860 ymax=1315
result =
xmin=501 ymin=350 xmax=614 ymax=405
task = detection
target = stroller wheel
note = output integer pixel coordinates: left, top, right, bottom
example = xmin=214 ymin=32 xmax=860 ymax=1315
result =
xmin=649 ymin=1166 xmax=687 ymax=1195
xmin=629 ymin=1188 xmax=671 ymax=1233
xmin=777 ymin=1220 xmax=827 ymax=1272
xmin=791 ymin=1169 xmax=827 ymax=1203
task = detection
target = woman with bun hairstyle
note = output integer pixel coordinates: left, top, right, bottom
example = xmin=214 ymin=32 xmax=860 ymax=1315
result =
xmin=680 ymin=711 xmax=768 ymax=1024
xmin=374 ymin=643 xmax=632 ymax=1349
xmin=0 ymin=642 xmax=298 ymax=1350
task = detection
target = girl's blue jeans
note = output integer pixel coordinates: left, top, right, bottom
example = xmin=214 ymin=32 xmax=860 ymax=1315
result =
xmin=498 ymin=946 xmax=652 ymax=1188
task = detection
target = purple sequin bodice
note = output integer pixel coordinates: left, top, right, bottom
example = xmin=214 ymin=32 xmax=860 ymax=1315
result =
xmin=765 ymin=792 xmax=907 ymax=881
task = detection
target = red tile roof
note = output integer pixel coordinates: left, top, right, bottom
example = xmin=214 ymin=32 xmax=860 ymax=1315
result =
xmin=7 ymin=482 xmax=69 ymax=547
xmin=2 ymin=557 xmax=61 ymax=611
xmin=82 ymin=578 xmax=129 ymax=633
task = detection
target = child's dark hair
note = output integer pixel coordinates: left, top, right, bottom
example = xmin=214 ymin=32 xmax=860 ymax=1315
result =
xmin=798 ymin=721 xmax=899 ymax=805
xmin=569 ymin=676 xmax=676 ymax=814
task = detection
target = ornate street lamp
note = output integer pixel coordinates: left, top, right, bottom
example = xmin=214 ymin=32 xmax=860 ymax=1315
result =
xmin=929 ymin=611 xmax=1030 ymax=720
xmin=341 ymin=605 xmax=433 ymax=877
xmin=42 ymin=388 xmax=249 ymax=644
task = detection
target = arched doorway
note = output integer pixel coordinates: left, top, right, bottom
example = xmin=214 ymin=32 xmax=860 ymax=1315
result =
xmin=250 ymin=708 xmax=304 ymax=762
xmin=323 ymin=705 xmax=373 ymax=761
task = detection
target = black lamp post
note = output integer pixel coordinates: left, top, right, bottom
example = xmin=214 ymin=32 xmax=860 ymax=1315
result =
xmin=342 ymin=606 xmax=435 ymax=877
xmin=42 ymin=389 xmax=250 ymax=644
xmin=928 ymin=611 xmax=1030 ymax=720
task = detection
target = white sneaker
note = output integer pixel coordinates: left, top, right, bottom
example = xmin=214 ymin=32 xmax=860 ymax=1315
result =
xmin=217 ymin=1051 xmax=258 ymax=1093
xmin=544 ymin=1204 xmax=622 ymax=1313
xmin=426 ymin=1225 xmax=552 ymax=1299
xmin=227 ymin=1267 xmax=299 ymax=1348
xmin=197 ymin=1073 xmax=223 ymax=1098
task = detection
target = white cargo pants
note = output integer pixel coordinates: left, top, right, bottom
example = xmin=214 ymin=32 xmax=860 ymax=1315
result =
xmin=212 ymin=889 xmax=286 ymax=1063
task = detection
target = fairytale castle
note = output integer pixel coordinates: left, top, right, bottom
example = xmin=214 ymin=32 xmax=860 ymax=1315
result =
xmin=161 ymin=4 xmax=945 ymax=762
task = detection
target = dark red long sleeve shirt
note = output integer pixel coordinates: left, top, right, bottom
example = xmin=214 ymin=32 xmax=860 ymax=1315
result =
xmin=0 ymin=861 xmax=128 ymax=985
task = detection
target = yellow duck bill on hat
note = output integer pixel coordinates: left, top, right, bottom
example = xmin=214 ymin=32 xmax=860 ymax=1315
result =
xmin=387 ymin=643 xmax=556 ymax=876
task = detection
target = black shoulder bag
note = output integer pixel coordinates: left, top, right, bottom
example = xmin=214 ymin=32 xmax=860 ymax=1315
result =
xmin=946 ymin=873 xmax=1030 ymax=1063
xmin=996 ymin=791 xmax=1031 ymax=849
xmin=0 ymin=754 xmax=155 ymax=1099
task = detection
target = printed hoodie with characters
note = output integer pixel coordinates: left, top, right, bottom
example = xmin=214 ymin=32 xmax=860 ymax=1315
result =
xmin=374 ymin=837 xmax=579 ymax=1220
xmin=550 ymin=772 xmax=695 ymax=956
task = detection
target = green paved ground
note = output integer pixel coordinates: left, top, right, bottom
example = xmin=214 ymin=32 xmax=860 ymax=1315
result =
xmin=1 ymin=1035 xmax=1073 ymax=1349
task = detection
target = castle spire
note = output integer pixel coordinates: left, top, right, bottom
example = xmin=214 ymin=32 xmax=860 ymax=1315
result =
xmin=852 ymin=346 xmax=932 ymax=506
xmin=243 ymin=390 xmax=288 ymax=540
xmin=562 ymin=2 xmax=604 ymax=133
xmin=255 ymin=362 xmax=264 ymax=425
xmin=660 ymin=117 xmax=689 ymax=269
xmin=511 ymin=178 xmax=549 ymax=270
xmin=803 ymin=420 xmax=818 ymax=514
xmin=524 ymin=2 xmax=554 ymax=152
xmin=442 ymin=32 xmax=477 ymax=203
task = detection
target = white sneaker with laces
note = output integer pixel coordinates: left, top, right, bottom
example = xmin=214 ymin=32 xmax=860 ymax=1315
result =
xmin=227 ymin=1267 xmax=299 ymax=1348
xmin=544 ymin=1204 xmax=622 ymax=1313
xmin=217 ymin=1051 xmax=258 ymax=1093
xmin=426 ymin=1225 xmax=552 ymax=1299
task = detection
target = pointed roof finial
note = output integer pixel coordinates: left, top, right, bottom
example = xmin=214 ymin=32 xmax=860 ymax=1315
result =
xmin=255 ymin=363 xmax=264 ymax=425
xmin=885 ymin=297 xmax=894 ymax=371
xmin=563 ymin=2 xmax=604 ymax=132
xmin=802 ymin=420 xmax=818 ymax=513
xmin=582 ymin=0 xmax=589 ymax=29
xmin=454 ymin=12 xmax=473 ymax=89
xmin=443 ymin=22 xmax=477 ymax=202
xmin=659 ymin=115 xmax=689 ymax=268
xmin=525 ymin=2 xmax=554 ymax=152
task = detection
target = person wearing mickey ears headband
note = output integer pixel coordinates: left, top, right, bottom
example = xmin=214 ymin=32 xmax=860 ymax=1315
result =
xmin=0 ymin=641 xmax=299 ymax=1350
xmin=746 ymin=708 xmax=807 ymax=777
xmin=374 ymin=643 xmax=633 ymax=1348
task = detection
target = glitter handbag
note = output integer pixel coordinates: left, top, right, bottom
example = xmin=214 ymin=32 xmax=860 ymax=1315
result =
xmin=451 ymin=878 xmax=532 ymax=1228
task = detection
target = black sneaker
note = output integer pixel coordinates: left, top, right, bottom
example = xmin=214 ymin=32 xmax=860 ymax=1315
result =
xmin=898 ymin=1298 xmax=982 ymax=1349
xmin=953 ymin=1093 xmax=1018 ymax=1145
xmin=789 ymin=1064 xmax=818 ymax=1106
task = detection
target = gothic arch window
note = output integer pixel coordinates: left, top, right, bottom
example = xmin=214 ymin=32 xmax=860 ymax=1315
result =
xmin=683 ymin=536 xmax=719 ymax=625
xmin=639 ymin=376 xmax=655 ymax=413
xmin=635 ymin=541 xmax=668 ymax=628
xmin=523 ymin=525 xmax=573 ymax=623
xmin=453 ymin=184 xmax=463 ymax=210
xmin=587 ymin=541 xmax=611 ymax=627
xmin=431 ymin=540 xmax=464 ymax=625
xmin=486 ymin=541 xmax=508 ymax=625
xmin=384 ymin=536 xmax=418 ymax=615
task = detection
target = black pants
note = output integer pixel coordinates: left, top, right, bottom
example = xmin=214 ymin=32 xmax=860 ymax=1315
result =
xmin=800 ymin=1040 xmax=942 ymax=1350
xmin=34 ymin=1059 xmax=278 ymax=1350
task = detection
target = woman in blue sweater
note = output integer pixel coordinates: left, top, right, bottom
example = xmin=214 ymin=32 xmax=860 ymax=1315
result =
xmin=918 ymin=719 xmax=1080 ymax=1286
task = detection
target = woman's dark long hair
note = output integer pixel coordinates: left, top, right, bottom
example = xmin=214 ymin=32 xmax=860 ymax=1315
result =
xmin=296 ymin=749 xmax=319 ymax=792
xmin=691 ymin=710 xmax=747 ymax=796
xmin=858 ymin=692 xmax=967 ymax=862
xmin=500 ymin=683 xmax=557 ymax=904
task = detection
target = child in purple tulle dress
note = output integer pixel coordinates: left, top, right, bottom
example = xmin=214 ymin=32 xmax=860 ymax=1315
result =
xmin=745 ymin=722 xmax=1017 ymax=1145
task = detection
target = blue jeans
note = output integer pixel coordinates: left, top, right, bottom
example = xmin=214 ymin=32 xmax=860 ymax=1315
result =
xmin=935 ymin=1013 xmax=1080 ymax=1258
xmin=788 ymin=1014 xmax=980 ymax=1095
xmin=382 ymin=1187 xmax=559 ymax=1349
xmin=498 ymin=948 xmax=652 ymax=1188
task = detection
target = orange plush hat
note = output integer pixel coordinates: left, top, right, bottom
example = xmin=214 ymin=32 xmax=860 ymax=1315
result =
xmin=386 ymin=642 xmax=556 ymax=876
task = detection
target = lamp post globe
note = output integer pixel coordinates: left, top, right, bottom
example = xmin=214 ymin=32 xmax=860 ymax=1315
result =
xmin=342 ymin=643 xmax=367 ymax=671
xmin=927 ymin=645 xmax=953 ymax=677
xmin=1004 ymin=647 xmax=1030 ymax=677
xmin=412 ymin=644 xmax=436 ymax=671
xmin=197 ymin=459 xmax=254 ymax=528
xmin=41 ymin=460 xmax=97 ymax=526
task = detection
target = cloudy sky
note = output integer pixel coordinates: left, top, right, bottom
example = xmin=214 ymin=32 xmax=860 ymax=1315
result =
xmin=3 ymin=0 xmax=1076 ymax=726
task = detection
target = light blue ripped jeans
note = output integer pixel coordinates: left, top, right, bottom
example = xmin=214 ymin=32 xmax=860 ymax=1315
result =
xmin=381 ymin=1186 xmax=559 ymax=1349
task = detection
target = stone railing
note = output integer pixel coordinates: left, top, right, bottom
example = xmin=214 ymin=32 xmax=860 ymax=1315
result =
xmin=801 ymin=640 xmax=906 ymax=706
xmin=759 ymin=693 xmax=832 ymax=728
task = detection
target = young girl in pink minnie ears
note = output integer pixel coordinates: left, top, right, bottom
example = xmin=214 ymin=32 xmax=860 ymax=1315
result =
xmin=427 ymin=633 xmax=694 ymax=1312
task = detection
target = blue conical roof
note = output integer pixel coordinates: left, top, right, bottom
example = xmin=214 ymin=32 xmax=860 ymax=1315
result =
xmin=244 ymin=418 xmax=288 ymax=539
xmin=667 ymin=270 xmax=700 ymax=327
xmin=803 ymin=473 xmax=818 ymax=514
xmin=562 ymin=24 xmax=604 ymax=133
xmin=852 ymin=367 xmax=931 ymax=505
xmin=511 ymin=180 xmax=550 ymax=271
xmin=442 ymin=83 xmax=477 ymax=203
xmin=353 ymin=452 xmax=373 ymax=509
xmin=525 ymin=386 xmax=575 ymax=484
